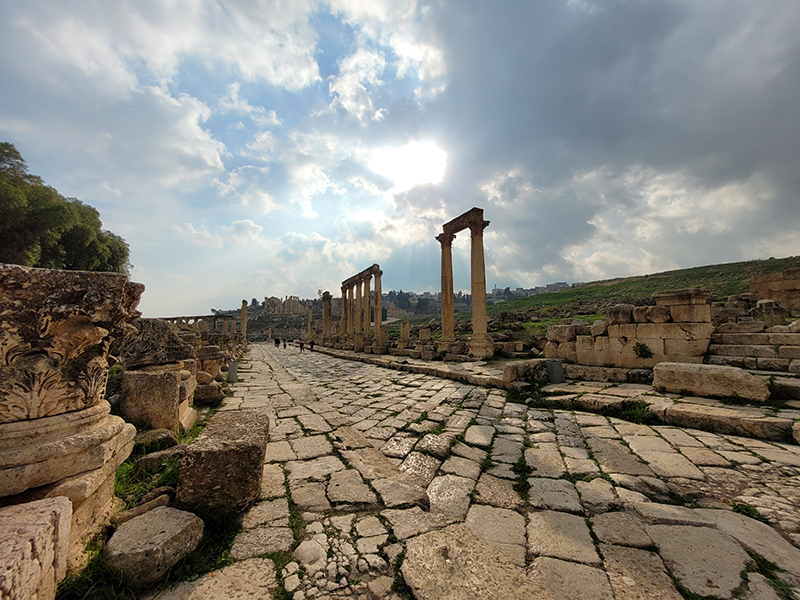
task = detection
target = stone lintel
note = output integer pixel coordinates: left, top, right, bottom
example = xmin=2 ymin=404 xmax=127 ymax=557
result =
xmin=442 ymin=207 xmax=489 ymax=237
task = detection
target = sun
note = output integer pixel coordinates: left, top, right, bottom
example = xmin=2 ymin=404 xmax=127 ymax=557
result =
xmin=368 ymin=141 xmax=446 ymax=193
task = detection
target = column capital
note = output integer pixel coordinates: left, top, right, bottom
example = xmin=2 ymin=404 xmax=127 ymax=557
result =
xmin=436 ymin=232 xmax=456 ymax=247
xmin=467 ymin=219 xmax=490 ymax=236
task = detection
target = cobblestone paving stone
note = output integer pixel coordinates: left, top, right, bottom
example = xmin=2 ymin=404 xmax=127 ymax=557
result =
xmin=214 ymin=343 xmax=800 ymax=600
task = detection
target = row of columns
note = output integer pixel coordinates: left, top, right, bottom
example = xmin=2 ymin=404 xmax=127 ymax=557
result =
xmin=437 ymin=207 xmax=493 ymax=358
xmin=340 ymin=264 xmax=384 ymax=344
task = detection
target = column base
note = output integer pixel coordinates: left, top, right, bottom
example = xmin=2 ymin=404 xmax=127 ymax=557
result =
xmin=436 ymin=338 xmax=456 ymax=353
xmin=468 ymin=335 xmax=494 ymax=359
xmin=354 ymin=334 xmax=364 ymax=352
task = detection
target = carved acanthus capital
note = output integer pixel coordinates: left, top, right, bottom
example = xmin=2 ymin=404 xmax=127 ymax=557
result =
xmin=0 ymin=264 xmax=143 ymax=423
xmin=436 ymin=232 xmax=456 ymax=248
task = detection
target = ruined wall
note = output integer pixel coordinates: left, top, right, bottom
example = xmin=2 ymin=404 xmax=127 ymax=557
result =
xmin=750 ymin=267 xmax=800 ymax=313
xmin=546 ymin=289 xmax=713 ymax=369
xmin=0 ymin=264 xmax=143 ymax=574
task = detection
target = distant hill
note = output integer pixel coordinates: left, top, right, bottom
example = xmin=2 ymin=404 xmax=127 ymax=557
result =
xmin=485 ymin=255 xmax=800 ymax=317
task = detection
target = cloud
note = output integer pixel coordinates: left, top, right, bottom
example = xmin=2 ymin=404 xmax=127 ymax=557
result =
xmin=222 ymin=219 xmax=265 ymax=246
xmin=172 ymin=223 xmax=224 ymax=249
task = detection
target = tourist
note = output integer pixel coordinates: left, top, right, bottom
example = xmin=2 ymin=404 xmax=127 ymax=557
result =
xmin=283 ymin=339 xmax=287 ymax=349
xmin=274 ymin=338 xmax=280 ymax=349
xmin=309 ymin=340 xmax=315 ymax=351
xmin=299 ymin=340 xmax=305 ymax=352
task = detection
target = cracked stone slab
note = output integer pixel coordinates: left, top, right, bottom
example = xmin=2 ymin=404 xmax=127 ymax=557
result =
xmin=326 ymin=468 xmax=377 ymax=504
xmin=290 ymin=435 xmax=333 ymax=460
xmin=342 ymin=447 xmax=401 ymax=480
xmin=285 ymin=455 xmax=345 ymax=481
xmin=473 ymin=473 xmax=525 ymax=510
xmin=264 ymin=440 xmax=297 ymax=462
xmin=600 ymin=544 xmax=683 ymax=600
xmin=381 ymin=507 xmax=455 ymax=540
xmin=464 ymin=504 xmax=527 ymax=567
xmin=440 ymin=455 xmax=482 ymax=480
xmin=528 ymin=557 xmax=614 ymax=600
xmin=230 ymin=526 xmax=294 ymax=559
xmin=427 ymin=474 xmax=476 ymax=520
xmin=402 ymin=524 xmax=552 ymax=600
xmin=527 ymin=510 xmax=601 ymax=566
xmin=399 ymin=452 xmax=442 ymax=488
xmin=528 ymin=478 xmax=583 ymax=514
xmin=464 ymin=425 xmax=495 ymax=448
xmin=591 ymin=512 xmax=653 ymax=548
xmin=524 ymin=444 xmax=566 ymax=478
xmin=645 ymin=524 xmax=749 ymax=598
xmin=372 ymin=473 xmax=429 ymax=508
xmin=260 ymin=463 xmax=286 ymax=499
xmin=329 ymin=426 xmax=372 ymax=449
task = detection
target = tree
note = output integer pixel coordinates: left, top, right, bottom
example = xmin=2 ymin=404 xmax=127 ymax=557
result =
xmin=0 ymin=142 xmax=130 ymax=273
xmin=415 ymin=297 xmax=431 ymax=314
xmin=395 ymin=290 xmax=412 ymax=311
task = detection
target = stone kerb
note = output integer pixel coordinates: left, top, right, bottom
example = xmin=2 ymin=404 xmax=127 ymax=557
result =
xmin=0 ymin=496 xmax=72 ymax=600
xmin=653 ymin=362 xmax=770 ymax=402
xmin=176 ymin=409 xmax=270 ymax=521
xmin=546 ymin=288 xmax=714 ymax=369
xmin=0 ymin=264 xmax=142 ymax=572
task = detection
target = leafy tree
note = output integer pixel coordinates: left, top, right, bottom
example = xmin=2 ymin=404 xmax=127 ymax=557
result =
xmin=415 ymin=297 xmax=431 ymax=314
xmin=0 ymin=142 xmax=130 ymax=273
xmin=395 ymin=290 xmax=412 ymax=311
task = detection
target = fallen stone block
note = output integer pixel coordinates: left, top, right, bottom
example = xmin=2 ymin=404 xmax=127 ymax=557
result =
xmin=653 ymin=362 xmax=769 ymax=402
xmin=104 ymin=506 xmax=203 ymax=587
xmin=0 ymin=496 xmax=72 ymax=600
xmin=176 ymin=409 xmax=270 ymax=520
xmin=120 ymin=371 xmax=182 ymax=433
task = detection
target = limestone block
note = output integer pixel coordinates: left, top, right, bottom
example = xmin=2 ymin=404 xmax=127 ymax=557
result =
xmin=633 ymin=306 xmax=648 ymax=323
xmin=669 ymin=304 xmax=711 ymax=323
xmin=663 ymin=338 xmax=710 ymax=357
xmin=633 ymin=337 xmax=665 ymax=356
xmin=607 ymin=304 xmax=635 ymax=325
xmin=196 ymin=370 xmax=214 ymax=385
xmin=607 ymin=324 xmax=637 ymax=339
xmin=0 ymin=496 xmax=72 ymax=600
xmin=653 ymin=363 xmax=769 ymax=402
xmin=419 ymin=328 xmax=432 ymax=341
xmin=708 ymin=344 xmax=778 ymax=358
xmin=544 ymin=341 xmax=559 ymax=358
xmin=590 ymin=320 xmax=608 ymax=336
xmin=720 ymin=333 xmax=771 ymax=345
xmin=652 ymin=288 xmax=711 ymax=306
xmin=778 ymin=346 xmax=800 ymax=359
xmin=120 ymin=371 xmax=181 ymax=433
xmin=756 ymin=358 xmax=790 ymax=371
xmin=547 ymin=325 xmax=576 ymax=343
xmin=104 ymin=506 xmax=203 ymax=587
xmin=176 ymin=409 xmax=270 ymax=520
xmin=790 ymin=359 xmax=800 ymax=374
xmin=556 ymin=341 xmax=577 ymax=363
xmin=193 ymin=381 xmax=225 ymax=405
xmin=770 ymin=332 xmax=800 ymax=345
xmin=645 ymin=305 xmax=671 ymax=323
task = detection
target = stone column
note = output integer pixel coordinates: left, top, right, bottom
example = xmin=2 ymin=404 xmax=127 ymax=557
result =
xmin=0 ymin=264 xmax=143 ymax=572
xmin=363 ymin=274 xmax=372 ymax=337
xmin=398 ymin=320 xmax=410 ymax=350
xmin=322 ymin=292 xmax=332 ymax=338
xmin=341 ymin=286 xmax=348 ymax=336
xmin=241 ymin=300 xmax=248 ymax=341
xmin=347 ymin=285 xmax=355 ymax=336
xmin=354 ymin=280 xmax=363 ymax=337
xmin=307 ymin=305 xmax=313 ymax=339
xmin=373 ymin=269 xmax=384 ymax=352
xmin=468 ymin=220 xmax=493 ymax=358
xmin=437 ymin=231 xmax=456 ymax=351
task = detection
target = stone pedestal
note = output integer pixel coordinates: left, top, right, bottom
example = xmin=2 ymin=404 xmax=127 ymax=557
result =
xmin=0 ymin=264 xmax=143 ymax=572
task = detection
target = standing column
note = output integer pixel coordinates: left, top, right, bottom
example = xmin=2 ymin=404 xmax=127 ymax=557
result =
xmin=363 ymin=274 xmax=372 ymax=336
xmin=322 ymin=292 xmax=332 ymax=338
xmin=468 ymin=219 xmax=493 ymax=358
xmin=341 ymin=285 xmax=348 ymax=336
xmin=307 ymin=304 xmax=313 ymax=339
xmin=241 ymin=300 xmax=248 ymax=341
xmin=354 ymin=280 xmax=363 ymax=335
xmin=347 ymin=285 xmax=355 ymax=336
xmin=373 ymin=269 xmax=383 ymax=349
xmin=437 ymin=232 xmax=456 ymax=350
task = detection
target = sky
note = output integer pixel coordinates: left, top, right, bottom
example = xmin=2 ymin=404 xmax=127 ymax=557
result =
xmin=1 ymin=0 xmax=799 ymax=318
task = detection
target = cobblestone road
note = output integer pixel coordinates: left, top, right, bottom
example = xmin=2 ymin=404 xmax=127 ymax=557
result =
xmin=163 ymin=343 xmax=800 ymax=600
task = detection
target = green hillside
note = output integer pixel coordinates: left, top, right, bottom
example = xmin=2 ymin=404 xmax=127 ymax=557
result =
xmin=487 ymin=255 xmax=800 ymax=316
